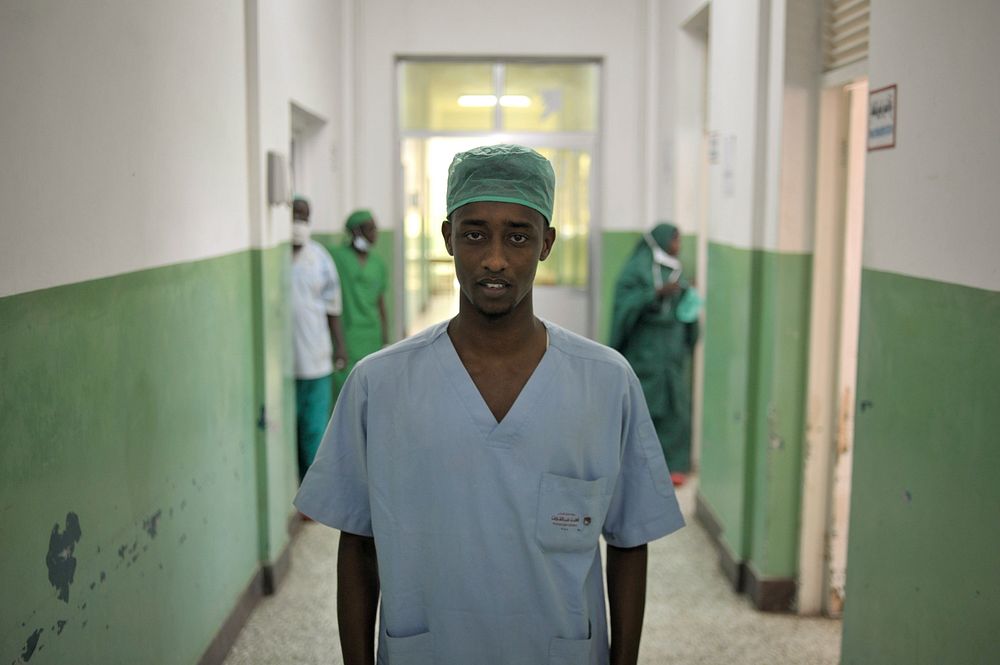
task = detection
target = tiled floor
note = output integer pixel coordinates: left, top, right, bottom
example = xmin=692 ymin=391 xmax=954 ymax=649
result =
xmin=223 ymin=477 xmax=841 ymax=664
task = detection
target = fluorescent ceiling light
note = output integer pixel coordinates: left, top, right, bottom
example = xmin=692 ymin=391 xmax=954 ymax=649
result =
xmin=456 ymin=94 xmax=532 ymax=108
xmin=499 ymin=95 xmax=531 ymax=108
xmin=457 ymin=95 xmax=497 ymax=107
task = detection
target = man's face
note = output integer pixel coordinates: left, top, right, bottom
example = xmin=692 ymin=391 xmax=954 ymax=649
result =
xmin=442 ymin=201 xmax=555 ymax=319
xmin=293 ymin=200 xmax=310 ymax=222
xmin=357 ymin=219 xmax=378 ymax=245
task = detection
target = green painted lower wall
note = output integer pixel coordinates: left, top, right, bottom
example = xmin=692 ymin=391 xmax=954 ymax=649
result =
xmin=0 ymin=250 xmax=293 ymax=664
xmin=700 ymin=242 xmax=755 ymax=559
xmin=841 ymin=270 xmax=1000 ymax=664
xmin=699 ymin=241 xmax=811 ymax=579
xmin=599 ymin=231 xmax=698 ymax=344
xmin=746 ymin=250 xmax=812 ymax=577
xmin=250 ymin=245 xmax=297 ymax=564
xmin=314 ymin=230 xmax=397 ymax=341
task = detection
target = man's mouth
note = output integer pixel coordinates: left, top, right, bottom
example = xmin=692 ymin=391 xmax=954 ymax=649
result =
xmin=478 ymin=278 xmax=511 ymax=290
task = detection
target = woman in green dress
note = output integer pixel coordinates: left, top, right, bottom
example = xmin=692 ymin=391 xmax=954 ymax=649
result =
xmin=609 ymin=222 xmax=699 ymax=485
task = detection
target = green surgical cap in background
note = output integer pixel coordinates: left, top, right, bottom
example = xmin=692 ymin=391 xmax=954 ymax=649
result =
xmin=446 ymin=144 xmax=555 ymax=223
xmin=345 ymin=209 xmax=373 ymax=230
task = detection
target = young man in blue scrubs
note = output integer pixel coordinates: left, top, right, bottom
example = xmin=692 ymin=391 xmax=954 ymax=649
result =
xmin=296 ymin=144 xmax=684 ymax=665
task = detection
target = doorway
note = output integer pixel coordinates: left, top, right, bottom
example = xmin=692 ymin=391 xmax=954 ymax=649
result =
xmin=798 ymin=76 xmax=868 ymax=617
xmin=397 ymin=60 xmax=600 ymax=337
xmin=290 ymin=102 xmax=330 ymax=223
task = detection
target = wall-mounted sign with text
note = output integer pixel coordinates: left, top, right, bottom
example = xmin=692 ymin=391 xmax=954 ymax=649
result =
xmin=868 ymin=84 xmax=897 ymax=151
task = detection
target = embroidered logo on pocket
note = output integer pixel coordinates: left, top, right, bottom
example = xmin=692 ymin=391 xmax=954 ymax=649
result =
xmin=550 ymin=512 xmax=592 ymax=531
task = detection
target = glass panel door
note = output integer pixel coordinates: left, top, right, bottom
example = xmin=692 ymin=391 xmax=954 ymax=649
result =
xmin=398 ymin=60 xmax=600 ymax=337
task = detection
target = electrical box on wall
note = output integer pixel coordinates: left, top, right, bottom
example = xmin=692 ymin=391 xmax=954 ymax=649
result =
xmin=266 ymin=151 xmax=290 ymax=206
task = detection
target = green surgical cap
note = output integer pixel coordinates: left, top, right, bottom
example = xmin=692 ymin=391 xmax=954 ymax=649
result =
xmin=345 ymin=209 xmax=373 ymax=230
xmin=446 ymin=144 xmax=555 ymax=223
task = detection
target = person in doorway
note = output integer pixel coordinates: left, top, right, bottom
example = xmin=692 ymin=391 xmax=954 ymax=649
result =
xmin=329 ymin=209 xmax=389 ymax=398
xmin=609 ymin=222 xmax=700 ymax=487
xmin=291 ymin=196 xmax=348 ymax=480
xmin=295 ymin=144 xmax=684 ymax=665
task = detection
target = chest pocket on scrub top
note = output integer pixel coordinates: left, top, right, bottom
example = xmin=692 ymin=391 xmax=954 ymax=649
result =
xmin=536 ymin=473 xmax=610 ymax=553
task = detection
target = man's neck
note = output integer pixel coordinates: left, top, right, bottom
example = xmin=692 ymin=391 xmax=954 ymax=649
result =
xmin=448 ymin=299 xmax=544 ymax=360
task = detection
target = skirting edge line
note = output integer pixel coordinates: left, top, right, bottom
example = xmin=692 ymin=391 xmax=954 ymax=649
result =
xmin=745 ymin=563 xmax=797 ymax=613
xmin=694 ymin=491 xmax=746 ymax=592
xmin=694 ymin=491 xmax=797 ymax=612
xmin=197 ymin=512 xmax=303 ymax=665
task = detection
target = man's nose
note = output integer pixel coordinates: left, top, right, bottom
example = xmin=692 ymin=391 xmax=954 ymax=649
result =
xmin=482 ymin=238 xmax=508 ymax=272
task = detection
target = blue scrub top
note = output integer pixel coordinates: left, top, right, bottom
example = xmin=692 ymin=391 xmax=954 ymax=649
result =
xmin=295 ymin=320 xmax=684 ymax=665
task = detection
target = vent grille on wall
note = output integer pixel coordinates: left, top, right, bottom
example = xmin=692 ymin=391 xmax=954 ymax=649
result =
xmin=824 ymin=0 xmax=869 ymax=71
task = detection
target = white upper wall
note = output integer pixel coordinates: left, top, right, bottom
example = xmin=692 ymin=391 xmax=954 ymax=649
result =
xmin=768 ymin=0 xmax=821 ymax=254
xmin=696 ymin=0 xmax=820 ymax=254
xmin=351 ymin=0 xmax=648 ymax=233
xmin=864 ymin=0 xmax=1000 ymax=290
xmin=668 ymin=1 xmax=711 ymax=237
xmin=704 ymin=0 xmax=765 ymax=249
xmin=251 ymin=0 xmax=344 ymax=247
xmin=0 ymin=1 xmax=250 ymax=298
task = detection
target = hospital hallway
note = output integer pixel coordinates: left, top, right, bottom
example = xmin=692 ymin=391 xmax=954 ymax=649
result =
xmin=3 ymin=1 xmax=999 ymax=664
xmin=222 ymin=478 xmax=841 ymax=665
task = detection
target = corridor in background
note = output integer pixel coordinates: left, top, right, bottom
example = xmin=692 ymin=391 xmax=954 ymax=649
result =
xmin=399 ymin=60 xmax=598 ymax=336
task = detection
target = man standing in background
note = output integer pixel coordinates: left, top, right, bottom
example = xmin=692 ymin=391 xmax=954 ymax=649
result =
xmin=291 ymin=196 xmax=348 ymax=480
xmin=329 ymin=209 xmax=389 ymax=397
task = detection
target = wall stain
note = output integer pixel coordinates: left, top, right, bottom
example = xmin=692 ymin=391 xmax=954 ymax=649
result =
xmin=11 ymin=497 xmax=196 ymax=660
xmin=20 ymin=628 xmax=42 ymax=661
xmin=45 ymin=512 xmax=81 ymax=603
xmin=143 ymin=510 xmax=162 ymax=539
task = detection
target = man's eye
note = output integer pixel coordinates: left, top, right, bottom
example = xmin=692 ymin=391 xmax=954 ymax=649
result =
xmin=510 ymin=234 xmax=528 ymax=244
xmin=464 ymin=231 xmax=485 ymax=241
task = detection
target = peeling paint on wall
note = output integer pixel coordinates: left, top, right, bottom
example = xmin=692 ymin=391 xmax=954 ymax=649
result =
xmin=20 ymin=628 xmax=42 ymax=662
xmin=142 ymin=510 xmax=162 ymax=539
xmin=45 ymin=512 xmax=81 ymax=603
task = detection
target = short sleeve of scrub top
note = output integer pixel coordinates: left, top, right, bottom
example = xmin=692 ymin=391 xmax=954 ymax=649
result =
xmin=294 ymin=368 xmax=372 ymax=537
xmin=602 ymin=371 xmax=685 ymax=548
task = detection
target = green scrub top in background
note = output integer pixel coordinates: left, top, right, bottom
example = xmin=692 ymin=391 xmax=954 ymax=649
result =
xmin=329 ymin=245 xmax=387 ymax=396
xmin=609 ymin=226 xmax=699 ymax=473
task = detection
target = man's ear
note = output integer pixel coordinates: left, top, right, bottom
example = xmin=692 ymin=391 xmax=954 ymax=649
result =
xmin=441 ymin=220 xmax=454 ymax=256
xmin=539 ymin=226 xmax=557 ymax=262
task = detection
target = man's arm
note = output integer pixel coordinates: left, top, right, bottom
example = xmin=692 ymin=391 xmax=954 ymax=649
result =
xmin=338 ymin=532 xmax=379 ymax=665
xmin=606 ymin=543 xmax=648 ymax=665
xmin=328 ymin=314 xmax=349 ymax=370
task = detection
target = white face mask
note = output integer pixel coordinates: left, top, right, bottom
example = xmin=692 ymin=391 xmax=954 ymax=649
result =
xmin=352 ymin=235 xmax=371 ymax=253
xmin=292 ymin=221 xmax=310 ymax=245
xmin=644 ymin=233 xmax=681 ymax=271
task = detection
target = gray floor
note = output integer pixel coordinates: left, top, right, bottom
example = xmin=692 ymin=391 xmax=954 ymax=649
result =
xmin=224 ymin=478 xmax=841 ymax=664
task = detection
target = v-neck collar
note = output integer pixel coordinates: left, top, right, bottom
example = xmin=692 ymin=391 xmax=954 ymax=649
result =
xmin=432 ymin=321 xmax=559 ymax=446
